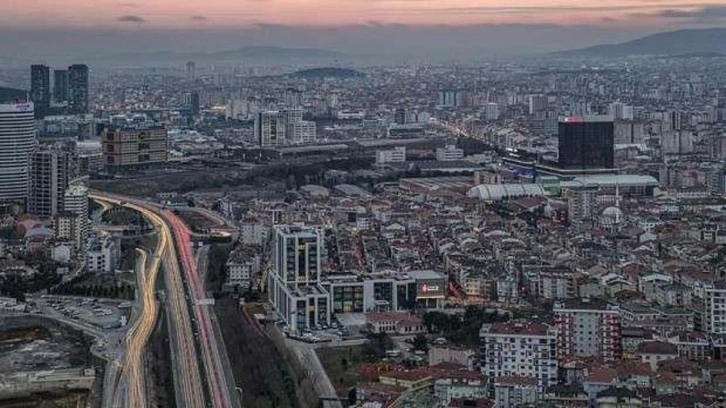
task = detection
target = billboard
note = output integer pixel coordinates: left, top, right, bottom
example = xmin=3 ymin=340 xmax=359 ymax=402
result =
xmin=416 ymin=278 xmax=446 ymax=299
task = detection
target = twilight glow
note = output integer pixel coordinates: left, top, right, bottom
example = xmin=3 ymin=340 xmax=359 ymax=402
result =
xmin=3 ymin=0 xmax=726 ymax=28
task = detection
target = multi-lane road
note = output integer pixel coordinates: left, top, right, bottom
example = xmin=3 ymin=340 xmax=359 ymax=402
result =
xmin=90 ymin=192 xmax=216 ymax=408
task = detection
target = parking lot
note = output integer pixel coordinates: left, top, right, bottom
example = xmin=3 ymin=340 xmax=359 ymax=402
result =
xmin=32 ymin=296 xmax=131 ymax=330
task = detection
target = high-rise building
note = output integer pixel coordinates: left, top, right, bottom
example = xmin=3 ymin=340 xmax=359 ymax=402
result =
xmin=68 ymin=64 xmax=89 ymax=114
xmin=480 ymin=320 xmax=558 ymax=387
xmin=558 ymin=116 xmax=615 ymax=170
xmin=567 ymin=186 xmax=597 ymax=224
xmin=30 ymin=65 xmax=51 ymax=119
xmin=0 ymin=103 xmax=36 ymax=204
xmin=53 ymin=70 xmax=69 ymax=103
xmin=102 ymin=126 xmax=168 ymax=171
xmin=28 ymin=145 xmax=71 ymax=218
xmin=553 ymin=299 xmax=622 ymax=362
xmin=287 ymin=121 xmax=316 ymax=144
xmin=608 ymin=102 xmax=634 ymax=121
xmin=186 ymin=61 xmax=196 ymax=80
xmin=255 ymin=111 xmax=287 ymax=146
xmin=394 ymin=108 xmax=407 ymax=125
xmin=528 ymin=95 xmax=548 ymax=115
xmin=183 ymin=92 xmax=200 ymax=115
xmin=439 ymin=90 xmax=468 ymax=108
xmin=267 ymin=225 xmax=330 ymax=332
xmin=63 ymin=185 xmax=89 ymax=251
xmin=283 ymin=88 xmax=303 ymax=107
xmin=485 ymin=102 xmax=499 ymax=121
xmin=661 ymin=130 xmax=694 ymax=155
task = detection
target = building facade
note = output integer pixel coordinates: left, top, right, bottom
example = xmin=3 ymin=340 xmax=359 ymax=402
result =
xmin=554 ymin=299 xmax=622 ymax=362
xmin=102 ymin=127 xmax=168 ymax=171
xmin=30 ymin=65 xmax=50 ymax=118
xmin=704 ymin=281 xmax=726 ymax=335
xmin=267 ymin=225 xmax=331 ymax=332
xmin=0 ymin=103 xmax=36 ymax=204
xmin=63 ymin=185 xmax=89 ymax=251
xmin=480 ymin=320 xmax=558 ymax=387
xmin=28 ymin=145 xmax=71 ymax=218
xmin=558 ymin=116 xmax=614 ymax=170
xmin=255 ymin=111 xmax=287 ymax=146
xmin=68 ymin=64 xmax=89 ymax=114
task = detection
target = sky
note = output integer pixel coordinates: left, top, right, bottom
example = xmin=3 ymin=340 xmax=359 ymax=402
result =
xmin=1 ymin=0 xmax=726 ymax=59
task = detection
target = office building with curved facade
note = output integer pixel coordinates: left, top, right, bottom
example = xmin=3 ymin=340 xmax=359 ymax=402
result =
xmin=0 ymin=103 xmax=36 ymax=204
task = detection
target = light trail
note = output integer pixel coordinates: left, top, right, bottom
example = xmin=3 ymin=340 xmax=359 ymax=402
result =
xmin=90 ymin=193 xmax=206 ymax=408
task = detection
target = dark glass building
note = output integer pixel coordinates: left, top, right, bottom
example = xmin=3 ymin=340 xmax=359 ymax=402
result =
xmin=54 ymin=69 xmax=69 ymax=102
xmin=68 ymin=64 xmax=89 ymax=114
xmin=30 ymin=64 xmax=50 ymax=118
xmin=558 ymin=116 xmax=614 ymax=170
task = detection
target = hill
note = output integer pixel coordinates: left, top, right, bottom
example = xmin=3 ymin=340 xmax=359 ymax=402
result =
xmin=290 ymin=67 xmax=364 ymax=79
xmin=556 ymin=28 xmax=726 ymax=57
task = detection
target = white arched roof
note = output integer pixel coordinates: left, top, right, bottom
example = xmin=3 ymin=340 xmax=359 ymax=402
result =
xmin=467 ymin=183 xmax=547 ymax=201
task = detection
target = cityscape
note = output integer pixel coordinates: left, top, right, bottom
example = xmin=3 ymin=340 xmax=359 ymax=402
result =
xmin=1 ymin=4 xmax=726 ymax=408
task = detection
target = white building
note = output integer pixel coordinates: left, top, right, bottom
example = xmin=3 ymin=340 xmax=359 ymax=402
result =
xmin=64 ymin=185 xmax=89 ymax=251
xmin=287 ymin=120 xmax=317 ymax=144
xmin=554 ymin=299 xmax=622 ymax=362
xmin=375 ymin=146 xmax=406 ymax=165
xmin=240 ymin=222 xmax=270 ymax=246
xmin=704 ymin=282 xmax=726 ymax=334
xmin=609 ymin=102 xmax=634 ymax=121
xmin=480 ymin=320 xmax=558 ymax=387
xmin=86 ymin=235 xmax=119 ymax=274
xmin=0 ymin=103 xmax=36 ymax=204
xmin=267 ymin=225 xmax=330 ymax=332
xmin=225 ymin=249 xmax=261 ymax=292
xmin=436 ymin=145 xmax=464 ymax=161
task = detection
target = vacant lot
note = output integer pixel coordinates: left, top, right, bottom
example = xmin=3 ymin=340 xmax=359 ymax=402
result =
xmin=215 ymin=299 xmax=317 ymax=408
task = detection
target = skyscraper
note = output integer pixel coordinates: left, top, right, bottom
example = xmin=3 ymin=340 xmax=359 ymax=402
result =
xmin=54 ymin=69 xmax=69 ymax=103
xmin=186 ymin=61 xmax=196 ymax=80
xmin=255 ymin=111 xmax=287 ymax=146
xmin=0 ymin=103 xmax=36 ymax=204
xmin=558 ymin=116 xmax=615 ymax=170
xmin=30 ymin=65 xmax=50 ymax=118
xmin=28 ymin=145 xmax=71 ymax=218
xmin=68 ymin=64 xmax=89 ymax=114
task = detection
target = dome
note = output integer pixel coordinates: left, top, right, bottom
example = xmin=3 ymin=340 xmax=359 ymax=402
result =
xmin=601 ymin=206 xmax=623 ymax=225
xmin=602 ymin=206 xmax=623 ymax=218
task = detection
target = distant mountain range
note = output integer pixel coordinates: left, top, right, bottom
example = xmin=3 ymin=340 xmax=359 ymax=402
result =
xmin=556 ymin=28 xmax=726 ymax=57
xmin=100 ymin=46 xmax=343 ymax=64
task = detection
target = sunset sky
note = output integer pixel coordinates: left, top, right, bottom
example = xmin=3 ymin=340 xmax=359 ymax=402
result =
xmin=1 ymin=0 xmax=725 ymax=60
xmin=3 ymin=0 xmax=726 ymax=28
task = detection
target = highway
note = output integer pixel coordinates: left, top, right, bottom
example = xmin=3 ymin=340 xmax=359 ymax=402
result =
xmin=165 ymin=211 xmax=236 ymax=408
xmin=91 ymin=192 xmax=238 ymax=408
xmin=115 ymin=247 xmax=161 ymax=408
xmin=90 ymin=193 xmax=207 ymax=408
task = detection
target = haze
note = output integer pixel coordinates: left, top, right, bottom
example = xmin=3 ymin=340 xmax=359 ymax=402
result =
xmin=2 ymin=0 xmax=726 ymax=60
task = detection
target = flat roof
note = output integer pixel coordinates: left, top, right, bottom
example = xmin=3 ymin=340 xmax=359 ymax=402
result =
xmin=561 ymin=174 xmax=659 ymax=188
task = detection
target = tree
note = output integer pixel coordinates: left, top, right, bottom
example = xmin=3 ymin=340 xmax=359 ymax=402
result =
xmin=412 ymin=334 xmax=428 ymax=352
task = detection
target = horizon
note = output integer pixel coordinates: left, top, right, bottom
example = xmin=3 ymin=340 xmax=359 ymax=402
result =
xmin=2 ymin=0 xmax=726 ymax=61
